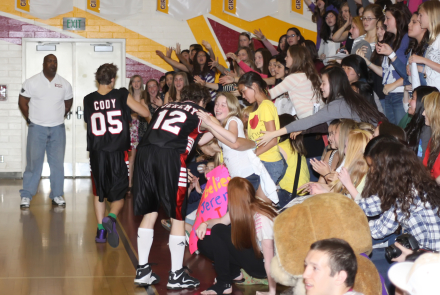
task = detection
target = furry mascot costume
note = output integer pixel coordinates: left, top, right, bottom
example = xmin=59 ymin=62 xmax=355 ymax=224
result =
xmin=271 ymin=193 xmax=382 ymax=295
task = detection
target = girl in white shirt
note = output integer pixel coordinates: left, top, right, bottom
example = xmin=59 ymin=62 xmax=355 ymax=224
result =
xmin=409 ymin=1 xmax=440 ymax=90
xmin=198 ymin=92 xmax=278 ymax=204
xmin=318 ymin=10 xmax=341 ymax=65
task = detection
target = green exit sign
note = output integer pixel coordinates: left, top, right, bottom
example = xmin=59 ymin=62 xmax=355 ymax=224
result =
xmin=63 ymin=17 xmax=86 ymax=31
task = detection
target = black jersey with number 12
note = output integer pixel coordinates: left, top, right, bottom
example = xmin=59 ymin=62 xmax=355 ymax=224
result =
xmin=139 ymin=101 xmax=206 ymax=155
xmin=84 ymin=88 xmax=131 ymax=152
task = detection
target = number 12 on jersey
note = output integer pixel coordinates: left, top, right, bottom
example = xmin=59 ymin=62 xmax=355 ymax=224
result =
xmin=153 ymin=110 xmax=187 ymax=135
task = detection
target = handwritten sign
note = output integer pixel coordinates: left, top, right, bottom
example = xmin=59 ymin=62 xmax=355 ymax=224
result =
xmin=189 ymin=165 xmax=230 ymax=254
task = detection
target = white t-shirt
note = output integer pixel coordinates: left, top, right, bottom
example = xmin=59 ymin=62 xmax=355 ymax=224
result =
xmin=254 ymin=212 xmax=274 ymax=252
xmin=218 ymin=117 xmax=257 ymax=178
xmin=21 ymin=72 xmax=73 ymax=127
xmin=425 ymin=34 xmax=440 ymax=90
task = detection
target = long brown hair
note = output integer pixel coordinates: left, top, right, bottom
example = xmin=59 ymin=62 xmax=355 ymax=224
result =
xmin=169 ymin=72 xmax=189 ymax=102
xmin=145 ymin=79 xmax=159 ymax=104
xmin=362 ymin=137 xmax=440 ymax=220
xmin=229 ymin=178 xmax=277 ymax=257
xmin=287 ymin=45 xmax=322 ymax=103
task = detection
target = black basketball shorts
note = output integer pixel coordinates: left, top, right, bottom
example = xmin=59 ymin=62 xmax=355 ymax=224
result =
xmin=90 ymin=150 xmax=129 ymax=202
xmin=132 ymin=144 xmax=188 ymax=220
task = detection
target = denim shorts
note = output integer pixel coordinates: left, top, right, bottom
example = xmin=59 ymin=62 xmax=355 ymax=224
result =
xmin=245 ymin=173 xmax=261 ymax=192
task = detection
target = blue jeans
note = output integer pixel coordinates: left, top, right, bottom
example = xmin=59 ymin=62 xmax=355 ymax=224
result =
xmin=20 ymin=123 xmax=66 ymax=200
xmin=384 ymin=92 xmax=406 ymax=125
xmin=261 ymin=159 xmax=287 ymax=185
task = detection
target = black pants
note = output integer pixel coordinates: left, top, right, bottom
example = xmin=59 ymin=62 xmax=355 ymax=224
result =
xmin=197 ymin=224 xmax=266 ymax=284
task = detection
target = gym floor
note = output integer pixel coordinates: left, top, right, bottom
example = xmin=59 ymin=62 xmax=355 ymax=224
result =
xmin=0 ymin=179 xmax=277 ymax=295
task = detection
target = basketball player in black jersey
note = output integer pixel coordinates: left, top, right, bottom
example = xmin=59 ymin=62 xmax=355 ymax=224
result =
xmin=84 ymin=63 xmax=150 ymax=248
xmin=132 ymin=83 xmax=217 ymax=289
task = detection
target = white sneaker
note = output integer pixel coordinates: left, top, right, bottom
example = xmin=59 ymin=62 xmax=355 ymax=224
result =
xmin=52 ymin=196 xmax=66 ymax=206
xmin=20 ymin=197 xmax=30 ymax=208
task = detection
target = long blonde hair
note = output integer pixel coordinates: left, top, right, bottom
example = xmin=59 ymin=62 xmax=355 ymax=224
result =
xmin=420 ymin=1 xmax=440 ymax=45
xmin=336 ymin=119 xmax=358 ymax=167
xmin=332 ymin=129 xmax=370 ymax=194
xmin=215 ymin=92 xmax=242 ymax=127
xmin=128 ymin=75 xmax=147 ymax=102
xmin=423 ymin=92 xmax=440 ymax=170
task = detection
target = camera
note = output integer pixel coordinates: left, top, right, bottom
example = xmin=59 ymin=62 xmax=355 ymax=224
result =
xmin=338 ymin=48 xmax=347 ymax=54
xmin=385 ymin=234 xmax=419 ymax=262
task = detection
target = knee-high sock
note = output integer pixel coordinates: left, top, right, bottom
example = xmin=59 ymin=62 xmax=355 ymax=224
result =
xmin=137 ymin=228 xmax=154 ymax=265
xmin=169 ymin=235 xmax=185 ymax=272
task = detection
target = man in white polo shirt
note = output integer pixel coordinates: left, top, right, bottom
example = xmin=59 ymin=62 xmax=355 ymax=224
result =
xmin=18 ymin=54 xmax=73 ymax=208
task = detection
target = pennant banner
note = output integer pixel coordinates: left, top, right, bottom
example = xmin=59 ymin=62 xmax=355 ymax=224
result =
xmin=157 ymin=0 xmax=211 ymax=21
xmin=223 ymin=0 xmax=278 ymax=22
xmin=292 ymin=0 xmax=303 ymax=15
xmin=86 ymin=0 xmax=143 ymax=19
xmin=15 ymin=0 xmax=73 ymax=20
xmin=189 ymin=165 xmax=230 ymax=254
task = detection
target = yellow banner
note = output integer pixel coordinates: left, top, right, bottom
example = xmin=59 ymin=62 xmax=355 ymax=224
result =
xmin=157 ymin=0 xmax=169 ymax=14
xmin=87 ymin=0 xmax=100 ymax=13
xmin=224 ymin=0 xmax=236 ymax=15
xmin=16 ymin=0 xmax=30 ymax=12
xmin=292 ymin=0 xmax=303 ymax=14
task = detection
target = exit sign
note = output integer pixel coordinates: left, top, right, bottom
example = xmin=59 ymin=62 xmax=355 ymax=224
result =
xmin=63 ymin=17 xmax=86 ymax=31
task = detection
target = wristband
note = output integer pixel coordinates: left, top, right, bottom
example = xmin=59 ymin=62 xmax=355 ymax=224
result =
xmin=388 ymin=52 xmax=396 ymax=59
xmin=368 ymin=61 xmax=372 ymax=67
xmin=26 ymin=118 xmax=31 ymax=124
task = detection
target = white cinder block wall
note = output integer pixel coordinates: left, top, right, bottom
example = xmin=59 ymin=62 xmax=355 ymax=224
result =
xmin=0 ymin=40 xmax=23 ymax=174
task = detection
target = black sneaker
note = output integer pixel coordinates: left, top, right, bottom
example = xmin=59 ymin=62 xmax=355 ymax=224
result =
xmin=134 ymin=263 xmax=160 ymax=286
xmin=167 ymin=266 xmax=200 ymax=289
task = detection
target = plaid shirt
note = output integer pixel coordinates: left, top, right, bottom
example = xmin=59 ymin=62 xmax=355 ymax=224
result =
xmin=357 ymin=195 xmax=440 ymax=251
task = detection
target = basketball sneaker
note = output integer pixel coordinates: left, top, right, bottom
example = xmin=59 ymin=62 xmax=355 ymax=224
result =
xmin=167 ymin=267 xmax=200 ymax=289
xmin=102 ymin=216 xmax=119 ymax=248
xmin=134 ymin=263 xmax=160 ymax=286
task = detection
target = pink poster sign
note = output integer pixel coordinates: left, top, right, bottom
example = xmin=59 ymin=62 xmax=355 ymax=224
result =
xmin=189 ymin=165 xmax=230 ymax=254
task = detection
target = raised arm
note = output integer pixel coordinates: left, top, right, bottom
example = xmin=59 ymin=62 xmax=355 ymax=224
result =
xmin=208 ymin=57 xmax=228 ymax=75
xmin=156 ymin=48 xmax=189 ymax=72
xmin=268 ymin=74 xmax=296 ymax=99
xmin=332 ymin=17 xmax=351 ymax=42
xmin=202 ymin=40 xmax=216 ymax=61
xmin=253 ymin=29 xmax=278 ymax=56
xmin=175 ymin=43 xmax=194 ymax=73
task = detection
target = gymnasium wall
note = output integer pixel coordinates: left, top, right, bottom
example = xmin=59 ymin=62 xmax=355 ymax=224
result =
xmin=0 ymin=0 xmax=316 ymax=175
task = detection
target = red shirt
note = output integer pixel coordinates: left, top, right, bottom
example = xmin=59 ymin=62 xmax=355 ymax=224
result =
xmin=423 ymin=140 xmax=440 ymax=179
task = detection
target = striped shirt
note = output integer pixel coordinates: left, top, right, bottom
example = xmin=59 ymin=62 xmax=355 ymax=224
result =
xmin=200 ymin=70 xmax=216 ymax=101
xmin=269 ymin=73 xmax=318 ymax=119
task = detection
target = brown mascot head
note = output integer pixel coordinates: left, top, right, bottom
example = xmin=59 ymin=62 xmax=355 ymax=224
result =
xmin=271 ymin=193 xmax=382 ymax=295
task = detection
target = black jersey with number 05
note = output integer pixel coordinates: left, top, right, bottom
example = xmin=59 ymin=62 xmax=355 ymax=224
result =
xmin=84 ymin=88 xmax=131 ymax=152
xmin=138 ymin=101 xmax=205 ymax=155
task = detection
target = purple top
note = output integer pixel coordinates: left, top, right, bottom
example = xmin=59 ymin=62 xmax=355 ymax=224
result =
xmin=308 ymin=3 xmax=339 ymax=50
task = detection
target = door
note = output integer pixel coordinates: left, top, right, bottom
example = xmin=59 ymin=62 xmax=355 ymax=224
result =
xmin=73 ymin=41 xmax=125 ymax=177
xmin=22 ymin=39 xmax=126 ymax=177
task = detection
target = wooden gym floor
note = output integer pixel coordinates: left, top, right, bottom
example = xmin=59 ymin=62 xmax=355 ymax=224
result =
xmin=0 ymin=179 xmax=280 ymax=295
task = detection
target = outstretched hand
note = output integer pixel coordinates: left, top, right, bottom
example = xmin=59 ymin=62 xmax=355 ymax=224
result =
xmin=256 ymin=130 xmax=276 ymax=147
xmin=253 ymin=28 xmax=265 ymax=40
xmin=208 ymin=57 xmax=219 ymax=70
xmin=194 ymin=75 xmax=206 ymax=86
xmin=202 ymin=40 xmax=212 ymax=50
xmin=175 ymin=43 xmax=181 ymax=55
xmin=165 ymin=47 xmax=172 ymax=58
xmin=218 ymin=75 xmax=235 ymax=85
xmin=197 ymin=110 xmax=213 ymax=127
